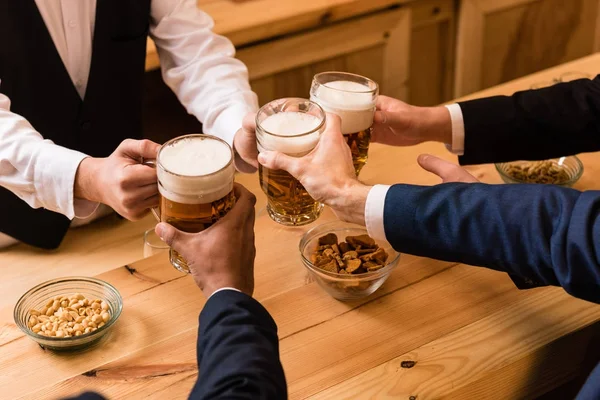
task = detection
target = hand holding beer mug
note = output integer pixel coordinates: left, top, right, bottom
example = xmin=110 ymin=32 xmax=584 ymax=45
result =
xmin=256 ymin=98 xmax=326 ymax=226
xmin=150 ymin=134 xmax=236 ymax=273
xmin=258 ymin=113 xmax=370 ymax=226
xmin=310 ymin=72 xmax=378 ymax=175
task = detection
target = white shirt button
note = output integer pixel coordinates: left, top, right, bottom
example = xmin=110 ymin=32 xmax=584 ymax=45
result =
xmin=68 ymin=20 xmax=77 ymax=28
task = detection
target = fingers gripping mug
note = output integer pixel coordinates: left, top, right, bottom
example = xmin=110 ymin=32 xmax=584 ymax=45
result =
xmin=144 ymin=134 xmax=236 ymax=273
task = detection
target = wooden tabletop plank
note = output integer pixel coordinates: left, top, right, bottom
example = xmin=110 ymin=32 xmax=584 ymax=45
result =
xmin=5 ymin=264 xmax=515 ymax=399
xmin=310 ymin=287 xmax=600 ymax=399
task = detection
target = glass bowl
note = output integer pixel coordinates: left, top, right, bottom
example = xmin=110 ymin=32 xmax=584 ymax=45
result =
xmin=14 ymin=277 xmax=123 ymax=351
xmin=495 ymin=156 xmax=583 ymax=187
xmin=300 ymin=221 xmax=401 ymax=301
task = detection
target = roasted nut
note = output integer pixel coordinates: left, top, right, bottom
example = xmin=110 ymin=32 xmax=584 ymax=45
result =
xmin=28 ymin=294 xmax=111 ymax=338
xmin=364 ymin=261 xmax=384 ymax=272
xmin=506 ymin=160 xmax=570 ymax=184
xmin=318 ymin=233 xmax=338 ymax=246
xmin=360 ymin=248 xmax=388 ymax=264
xmin=346 ymin=235 xmax=376 ymax=249
xmin=345 ymin=259 xmax=362 ymax=273
xmin=321 ymin=259 xmax=339 ymax=274
xmin=339 ymin=242 xmax=352 ymax=254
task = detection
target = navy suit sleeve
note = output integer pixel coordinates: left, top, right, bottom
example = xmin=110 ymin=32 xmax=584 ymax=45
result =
xmin=383 ymin=183 xmax=600 ymax=303
xmin=457 ymin=75 xmax=600 ymax=165
xmin=62 ymin=393 xmax=105 ymax=400
xmin=189 ymin=290 xmax=287 ymax=400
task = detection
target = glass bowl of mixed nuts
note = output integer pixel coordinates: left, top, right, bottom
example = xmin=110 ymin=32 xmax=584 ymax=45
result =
xmin=14 ymin=277 xmax=123 ymax=351
xmin=300 ymin=221 xmax=401 ymax=301
xmin=495 ymin=156 xmax=583 ymax=187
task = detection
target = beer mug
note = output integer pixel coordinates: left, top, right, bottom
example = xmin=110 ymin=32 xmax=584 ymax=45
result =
xmin=256 ymin=98 xmax=326 ymax=226
xmin=310 ymin=72 xmax=378 ymax=175
xmin=148 ymin=134 xmax=236 ymax=273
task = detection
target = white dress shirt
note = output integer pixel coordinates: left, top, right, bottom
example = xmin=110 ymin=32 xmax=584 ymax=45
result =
xmin=0 ymin=0 xmax=258 ymax=246
xmin=365 ymin=104 xmax=466 ymax=240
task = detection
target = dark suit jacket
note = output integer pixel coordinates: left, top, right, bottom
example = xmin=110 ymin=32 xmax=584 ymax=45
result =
xmin=382 ymin=182 xmax=600 ymax=400
xmin=457 ymin=75 xmax=600 ymax=165
xmin=66 ymin=290 xmax=286 ymax=400
xmin=384 ymin=75 xmax=600 ymax=397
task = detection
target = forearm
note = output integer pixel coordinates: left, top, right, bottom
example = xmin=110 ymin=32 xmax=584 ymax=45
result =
xmin=150 ymin=1 xmax=258 ymax=145
xmin=0 ymin=90 xmax=91 ymax=218
xmin=458 ymin=76 xmax=600 ymax=165
xmin=192 ymin=290 xmax=286 ymax=399
xmin=381 ymin=183 xmax=600 ymax=303
xmin=73 ymin=157 xmax=103 ymax=203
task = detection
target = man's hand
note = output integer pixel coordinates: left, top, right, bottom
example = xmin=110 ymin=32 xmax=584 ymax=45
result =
xmin=233 ymin=113 xmax=259 ymax=173
xmin=417 ymin=154 xmax=479 ymax=183
xmin=74 ymin=139 xmax=161 ymax=220
xmin=373 ymin=96 xmax=452 ymax=146
xmin=258 ymin=114 xmax=371 ymax=225
xmin=155 ymin=183 xmax=257 ymax=298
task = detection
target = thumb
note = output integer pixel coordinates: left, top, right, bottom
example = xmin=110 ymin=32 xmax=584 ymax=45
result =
xmin=373 ymin=109 xmax=406 ymax=129
xmin=118 ymin=139 xmax=161 ymax=161
xmin=324 ymin=112 xmax=342 ymax=134
xmin=155 ymin=223 xmax=193 ymax=255
xmin=417 ymin=154 xmax=479 ymax=183
xmin=257 ymin=151 xmax=301 ymax=177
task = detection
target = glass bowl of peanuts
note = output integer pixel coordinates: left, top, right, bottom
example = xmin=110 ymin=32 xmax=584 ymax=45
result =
xmin=13 ymin=277 xmax=123 ymax=351
xmin=495 ymin=156 xmax=583 ymax=187
xmin=300 ymin=221 xmax=401 ymax=301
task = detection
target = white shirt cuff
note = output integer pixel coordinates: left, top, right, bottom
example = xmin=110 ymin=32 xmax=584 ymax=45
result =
xmin=33 ymin=144 xmax=89 ymax=219
xmin=205 ymin=102 xmax=257 ymax=147
xmin=73 ymin=199 xmax=100 ymax=219
xmin=365 ymin=184 xmax=391 ymax=241
xmin=444 ymin=104 xmax=465 ymax=156
xmin=208 ymin=287 xmax=241 ymax=300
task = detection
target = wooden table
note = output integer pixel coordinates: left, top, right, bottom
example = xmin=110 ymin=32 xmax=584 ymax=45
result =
xmin=2 ymin=54 xmax=600 ymax=399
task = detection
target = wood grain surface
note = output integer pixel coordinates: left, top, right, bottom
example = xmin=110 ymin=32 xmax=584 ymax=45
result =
xmin=2 ymin=53 xmax=600 ymax=399
xmin=145 ymin=0 xmax=407 ymax=71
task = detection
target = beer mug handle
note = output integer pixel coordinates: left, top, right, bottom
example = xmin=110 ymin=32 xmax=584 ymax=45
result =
xmin=141 ymin=158 xmax=161 ymax=222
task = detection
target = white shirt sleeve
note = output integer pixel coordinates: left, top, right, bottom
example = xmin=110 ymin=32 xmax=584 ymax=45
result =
xmin=365 ymin=184 xmax=392 ymax=241
xmin=0 ymin=87 xmax=98 ymax=219
xmin=444 ymin=103 xmax=465 ymax=156
xmin=208 ymin=287 xmax=242 ymax=299
xmin=150 ymin=0 xmax=259 ymax=146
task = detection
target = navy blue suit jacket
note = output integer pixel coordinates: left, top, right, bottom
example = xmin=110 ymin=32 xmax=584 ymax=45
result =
xmin=383 ymin=75 xmax=600 ymax=399
xmin=458 ymin=75 xmax=600 ymax=165
xmin=66 ymin=290 xmax=286 ymax=400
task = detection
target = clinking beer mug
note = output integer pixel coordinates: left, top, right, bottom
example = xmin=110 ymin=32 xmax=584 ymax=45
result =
xmin=310 ymin=72 xmax=378 ymax=176
xmin=256 ymin=98 xmax=326 ymax=227
xmin=145 ymin=134 xmax=236 ymax=273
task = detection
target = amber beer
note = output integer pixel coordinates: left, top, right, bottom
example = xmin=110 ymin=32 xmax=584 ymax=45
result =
xmin=156 ymin=134 xmax=235 ymax=273
xmin=256 ymin=98 xmax=326 ymax=226
xmin=310 ymin=72 xmax=379 ymax=175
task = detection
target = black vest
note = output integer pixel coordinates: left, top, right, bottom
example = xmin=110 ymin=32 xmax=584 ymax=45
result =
xmin=0 ymin=0 xmax=150 ymax=249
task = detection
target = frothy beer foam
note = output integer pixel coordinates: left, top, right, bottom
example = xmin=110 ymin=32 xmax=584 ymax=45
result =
xmin=158 ymin=136 xmax=234 ymax=204
xmin=258 ymin=112 xmax=322 ymax=155
xmin=311 ymin=80 xmax=375 ymax=134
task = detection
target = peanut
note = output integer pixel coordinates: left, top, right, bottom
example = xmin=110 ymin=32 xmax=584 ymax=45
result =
xmin=27 ymin=294 xmax=112 ymax=338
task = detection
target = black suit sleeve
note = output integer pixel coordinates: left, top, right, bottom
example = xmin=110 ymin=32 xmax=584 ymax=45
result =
xmin=62 ymin=393 xmax=106 ymax=400
xmin=382 ymin=183 xmax=600 ymax=304
xmin=457 ymin=75 xmax=600 ymax=165
xmin=189 ymin=290 xmax=287 ymax=400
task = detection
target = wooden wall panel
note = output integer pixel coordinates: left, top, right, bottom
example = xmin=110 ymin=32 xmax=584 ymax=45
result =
xmin=408 ymin=0 xmax=457 ymax=106
xmin=240 ymin=7 xmax=410 ymax=106
xmin=456 ymin=0 xmax=600 ymax=97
